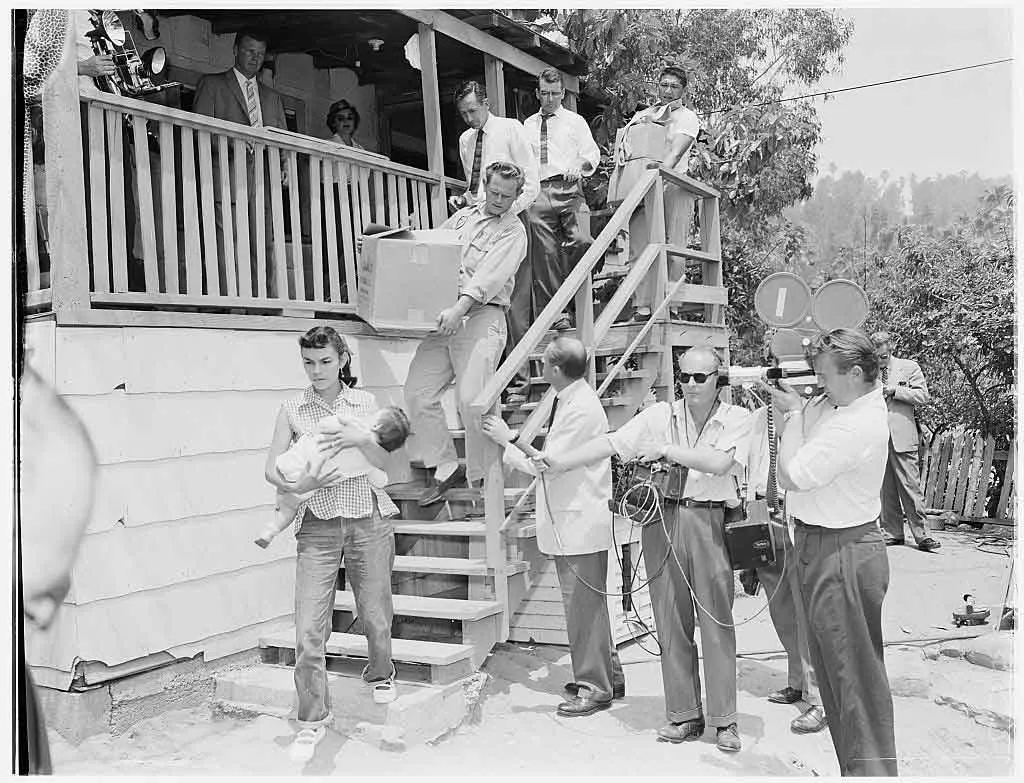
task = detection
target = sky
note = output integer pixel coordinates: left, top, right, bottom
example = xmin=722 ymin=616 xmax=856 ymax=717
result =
xmin=805 ymin=6 xmax=1015 ymax=182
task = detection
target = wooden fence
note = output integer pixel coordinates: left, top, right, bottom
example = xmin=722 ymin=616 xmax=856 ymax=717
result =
xmin=921 ymin=430 xmax=1017 ymax=526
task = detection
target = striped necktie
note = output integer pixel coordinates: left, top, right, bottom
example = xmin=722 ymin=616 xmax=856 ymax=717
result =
xmin=881 ymin=364 xmax=889 ymax=386
xmin=540 ymin=114 xmax=551 ymax=165
xmin=468 ymin=128 xmax=484 ymax=193
xmin=245 ymin=79 xmax=260 ymax=127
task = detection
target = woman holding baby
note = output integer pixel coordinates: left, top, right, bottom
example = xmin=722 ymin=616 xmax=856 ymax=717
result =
xmin=264 ymin=325 xmax=409 ymax=762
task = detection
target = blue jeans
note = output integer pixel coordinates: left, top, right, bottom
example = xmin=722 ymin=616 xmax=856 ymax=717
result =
xmin=293 ymin=509 xmax=395 ymax=725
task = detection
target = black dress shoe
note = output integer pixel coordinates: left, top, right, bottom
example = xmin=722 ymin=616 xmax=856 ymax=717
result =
xmin=884 ymin=537 xmax=905 ymax=546
xmin=768 ymin=686 xmax=803 ymax=704
xmin=551 ymin=313 xmax=573 ymax=331
xmin=918 ymin=537 xmax=942 ymax=552
xmin=657 ymin=718 xmax=705 ymax=743
xmin=556 ymin=689 xmax=612 ymax=717
xmin=417 ymin=465 xmax=466 ymax=507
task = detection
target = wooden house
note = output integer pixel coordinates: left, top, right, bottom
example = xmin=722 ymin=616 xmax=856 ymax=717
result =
xmin=20 ymin=8 xmax=728 ymax=719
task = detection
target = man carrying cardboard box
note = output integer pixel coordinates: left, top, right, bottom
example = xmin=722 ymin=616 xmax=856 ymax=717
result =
xmin=405 ymin=161 xmax=529 ymax=505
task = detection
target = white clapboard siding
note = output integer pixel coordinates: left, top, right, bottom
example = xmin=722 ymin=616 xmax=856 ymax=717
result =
xmin=88 ymin=450 xmax=272 ymax=533
xmin=24 ymin=320 xmax=56 ymax=386
xmin=28 ymin=559 xmax=295 ymax=672
xmin=68 ymin=506 xmax=294 ymax=605
xmin=63 ymin=389 xmax=299 ymax=465
xmin=353 ymin=339 xmax=419 ymax=388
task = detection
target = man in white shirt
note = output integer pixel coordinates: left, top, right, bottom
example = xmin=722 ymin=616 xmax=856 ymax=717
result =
xmin=540 ymin=347 xmax=751 ymax=753
xmin=481 ymin=337 xmax=624 ymax=716
xmin=608 ymin=65 xmax=702 ymax=321
xmin=770 ymin=328 xmax=898 ymax=777
xmin=522 ymin=69 xmax=601 ymax=332
xmin=449 ymin=81 xmax=539 ymax=402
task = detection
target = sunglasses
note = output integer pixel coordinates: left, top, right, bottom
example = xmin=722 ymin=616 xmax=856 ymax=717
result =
xmin=680 ymin=370 xmax=718 ymax=384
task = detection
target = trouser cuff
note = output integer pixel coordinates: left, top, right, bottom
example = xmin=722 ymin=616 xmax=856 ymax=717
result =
xmin=705 ymin=712 xmax=738 ymax=729
xmin=667 ymin=706 xmax=703 ymax=723
xmin=296 ymin=710 xmax=334 ymax=729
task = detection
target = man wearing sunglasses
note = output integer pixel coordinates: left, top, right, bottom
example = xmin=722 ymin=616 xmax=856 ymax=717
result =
xmin=538 ymin=346 xmax=751 ymax=753
xmin=767 ymin=328 xmax=898 ymax=777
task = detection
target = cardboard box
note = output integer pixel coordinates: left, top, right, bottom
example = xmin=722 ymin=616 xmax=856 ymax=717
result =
xmin=607 ymin=123 xmax=669 ymax=202
xmin=358 ymin=227 xmax=462 ymax=332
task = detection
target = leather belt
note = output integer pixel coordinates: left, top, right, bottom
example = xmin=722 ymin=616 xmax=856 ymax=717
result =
xmin=666 ymin=498 xmax=727 ymax=509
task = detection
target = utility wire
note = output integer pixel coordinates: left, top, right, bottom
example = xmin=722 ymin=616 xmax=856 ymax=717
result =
xmin=698 ymin=57 xmax=1014 ymax=118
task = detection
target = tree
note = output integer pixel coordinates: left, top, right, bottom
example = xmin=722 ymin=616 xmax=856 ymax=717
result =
xmin=552 ymin=8 xmax=854 ymax=363
xmin=865 ymin=187 xmax=1015 ymax=442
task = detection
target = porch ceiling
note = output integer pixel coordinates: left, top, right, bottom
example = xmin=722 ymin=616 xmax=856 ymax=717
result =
xmin=162 ymin=8 xmax=587 ymax=87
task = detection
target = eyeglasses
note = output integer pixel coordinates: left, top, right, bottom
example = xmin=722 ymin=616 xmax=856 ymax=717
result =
xmin=680 ymin=371 xmax=718 ymax=384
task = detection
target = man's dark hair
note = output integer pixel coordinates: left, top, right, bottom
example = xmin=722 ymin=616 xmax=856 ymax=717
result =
xmin=538 ymin=68 xmax=563 ymax=88
xmin=546 ymin=336 xmax=588 ymax=381
xmin=454 ymin=80 xmax=487 ymax=105
xmin=235 ymin=29 xmax=271 ymax=49
xmin=658 ymin=65 xmax=688 ymax=90
xmin=374 ymin=406 xmax=412 ymax=453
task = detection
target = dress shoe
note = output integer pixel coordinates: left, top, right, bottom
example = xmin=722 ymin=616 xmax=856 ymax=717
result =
xmin=791 ymin=705 xmax=827 ymax=734
xmin=716 ymin=723 xmax=741 ymax=752
xmin=631 ymin=306 xmax=652 ymax=322
xmin=884 ymin=537 xmax=905 ymax=546
xmin=551 ymin=313 xmax=573 ymax=331
xmin=556 ymin=688 xmax=612 ymax=717
xmin=563 ymin=681 xmax=625 ymax=700
xmin=918 ymin=537 xmax=942 ymax=552
xmin=656 ymin=718 xmax=705 ymax=743
xmin=417 ymin=465 xmax=466 ymax=507
xmin=504 ymin=390 xmax=529 ymax=405
xmin=767 ymin=686 xmax=803 ymax=705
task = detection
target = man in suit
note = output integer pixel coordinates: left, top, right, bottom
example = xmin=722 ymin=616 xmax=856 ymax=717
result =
xmin=523 ymin=68 xmax=600 ymax=333
xmin=449 ymin=80 xmax=539 ymax=404
xmin=193 ymin=30 xmax=287 ymax=297
xmin=871 ymin=331 xmax=941 ymax=552
xmin=481 ymin=336 xmax=625 ymax=716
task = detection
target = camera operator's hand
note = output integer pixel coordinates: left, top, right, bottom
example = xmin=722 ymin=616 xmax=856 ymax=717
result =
xmin=761 ymin=379 xmax=802 ymax=413
xmin=79 ymin=54 xmax=115 ymax=78
xmin=882 ymin=385 xmax=896 ymax=400
xmin=637 ymin=443 xmax=666 ymax=463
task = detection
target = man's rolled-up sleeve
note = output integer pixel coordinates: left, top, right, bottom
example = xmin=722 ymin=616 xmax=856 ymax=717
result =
xmin=715 ymin=409 xmax=753 ymax=468
xmin=607 ymin=404 xmax=661 ymax=461
xmin=786 ymin=417 xmax=874 ymax=491
xmin=461 ymin=223 xmax=527 ymax=304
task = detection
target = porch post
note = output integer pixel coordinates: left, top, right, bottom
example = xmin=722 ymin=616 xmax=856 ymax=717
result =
xmin=483 ymin=55 xmax=506 ymax=117
xmin=417 ymin=23 xmax=448 ymax=224
xmin=44 ymin=13 xmax=91 ymax=317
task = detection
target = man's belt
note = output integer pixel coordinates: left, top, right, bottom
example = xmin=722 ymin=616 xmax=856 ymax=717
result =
xmin=665 ymin=498 xmax=728 ymax=509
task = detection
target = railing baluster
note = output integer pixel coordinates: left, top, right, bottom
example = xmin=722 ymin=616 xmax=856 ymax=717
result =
xmin=106 ymin=111 xmax=129 ymax=292
xmin=409 ymin=179 xmax=422 ymax=229
xmin=386 ymin=173 xmax=399 ymax=227
xmin=373 ymin=169 xmax=385 ymax=224
xmin=253 ymin=144 xmax=268 ymax=297
xmin=287 ymin=150 xmax=305 ymax=301
xmin=218 ymin=135 xmax=237 ymax=296
xmin=398 ymin=176 xmax=411 ymax=228
xmin=232 ymin=137 xmax=252 ymax=297
xmin=197 ymin=130 xmax=220 ymax=296
xmin=308 ymin=156 xmax=324 ymax=303
xmin=87 ymin=103 xmax=109 ymax=293
xmin=267 ymin=146 xmax=289 ymax=299
xmin=158 ymin=121 xmax=178 ymax=294
xmin=334 ymin=161 xmax=358 ymax=306
xmin=416 ymin=181 xmax=430 ymax=228
xmin=347 ymin=164 xmax=362 ymax=236
xmin=358 ymin=166 xmax=372 ymax=232
xmin=130 ymin=115 xmax=159 ymax=291
xmin=321 ymin=160 xmax=341 ymax=303
xmin=180 ymin=126 xmax=202 ymax=295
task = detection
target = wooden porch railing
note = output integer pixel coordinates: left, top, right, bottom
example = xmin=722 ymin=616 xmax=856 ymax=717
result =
xmin=25 ymin=83 xmax=464 ymax=317
xmin=922 ymin=430 xmax=1017 ymax=526
xmin=470 ymin=165 xmax=722 ymax=638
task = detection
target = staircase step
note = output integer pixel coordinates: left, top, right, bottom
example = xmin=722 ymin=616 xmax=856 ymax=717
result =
xmin=387 ymin=484 xmax=528 ymax=504
xmin=665 ymin=244 xmax=719 ymax=263
xmin=346 ymin=554 xmax=527 ymax=577
xmin=392 ymin=519 xmax=486 ymax=537
xmin=261 ymin=629 xmax=474 ymax=668
xmin=334 ymin=591 xmax=502 ymax=621
xmin=503 ymin=395 xmax=630 ymax=414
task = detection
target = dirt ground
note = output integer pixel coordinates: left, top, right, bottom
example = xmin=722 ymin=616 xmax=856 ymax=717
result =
xmin=49 ymin=527 xmax=1018 ymax=777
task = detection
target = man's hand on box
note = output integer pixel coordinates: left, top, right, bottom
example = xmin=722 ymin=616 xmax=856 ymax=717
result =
xmin=448 ymin=193 xmax=468 ymax=212
xmin=436 ymin=307 xmax=463 ymax=336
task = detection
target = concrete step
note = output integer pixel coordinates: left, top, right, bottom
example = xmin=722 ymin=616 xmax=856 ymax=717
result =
xmin=215 ymin=663 xmax=477 ymax=749
xmin=334 ymin=590 xmax=502 ymax=622
xmin=260 ymin=629 xmax=475 ymax=685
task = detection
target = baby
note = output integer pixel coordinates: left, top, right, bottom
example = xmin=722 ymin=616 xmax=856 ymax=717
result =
xmin=256 ymin=406 xmax=411 ymax=548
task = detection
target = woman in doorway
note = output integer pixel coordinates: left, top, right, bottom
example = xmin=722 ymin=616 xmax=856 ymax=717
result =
xmin=264 ymin=325 xmax=400 ymax=763
xmin=326 ymin=99 xmax=365 ymax=150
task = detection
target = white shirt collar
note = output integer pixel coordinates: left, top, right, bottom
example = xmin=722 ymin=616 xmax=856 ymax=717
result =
xmin=556 ymin=377 xmax=587 ymax=401
xmin=233 ymin=67 xmax=258 ymax=87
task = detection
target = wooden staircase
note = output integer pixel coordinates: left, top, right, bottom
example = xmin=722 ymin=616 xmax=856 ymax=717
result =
xmin=259 ymin=164 xmax=727 ymax=687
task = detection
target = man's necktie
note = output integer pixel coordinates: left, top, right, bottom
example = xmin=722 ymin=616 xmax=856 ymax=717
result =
xmin=245 ymin=79 xmax=260 ymax=127
xmin=540 ymin=114 xmax=551 ymax=165
xmin=881 ymin=365 xmax=889 ymax=386
xmin=545 ymin=396 xmax=559 ymax=432
xmin=468 ymin=128 xmax=484 ymax=193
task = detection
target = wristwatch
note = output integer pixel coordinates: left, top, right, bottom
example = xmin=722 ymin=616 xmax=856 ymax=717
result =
xmin=508 ymin=429 xmax=521 ymax=445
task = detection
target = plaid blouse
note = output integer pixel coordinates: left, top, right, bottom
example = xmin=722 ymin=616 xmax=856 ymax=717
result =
xmin=283 ymin=385 xmax=399 ymax=531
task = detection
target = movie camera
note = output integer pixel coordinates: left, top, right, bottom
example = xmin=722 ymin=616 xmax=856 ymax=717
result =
xmin=86 ymin=10 xmax=178 ymax=98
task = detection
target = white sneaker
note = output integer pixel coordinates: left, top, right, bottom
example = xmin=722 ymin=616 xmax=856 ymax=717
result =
xmin=289 ymin=725 xmax=326 ymax=763
xmin=366 ymin=664 xmax=398 ymax=704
